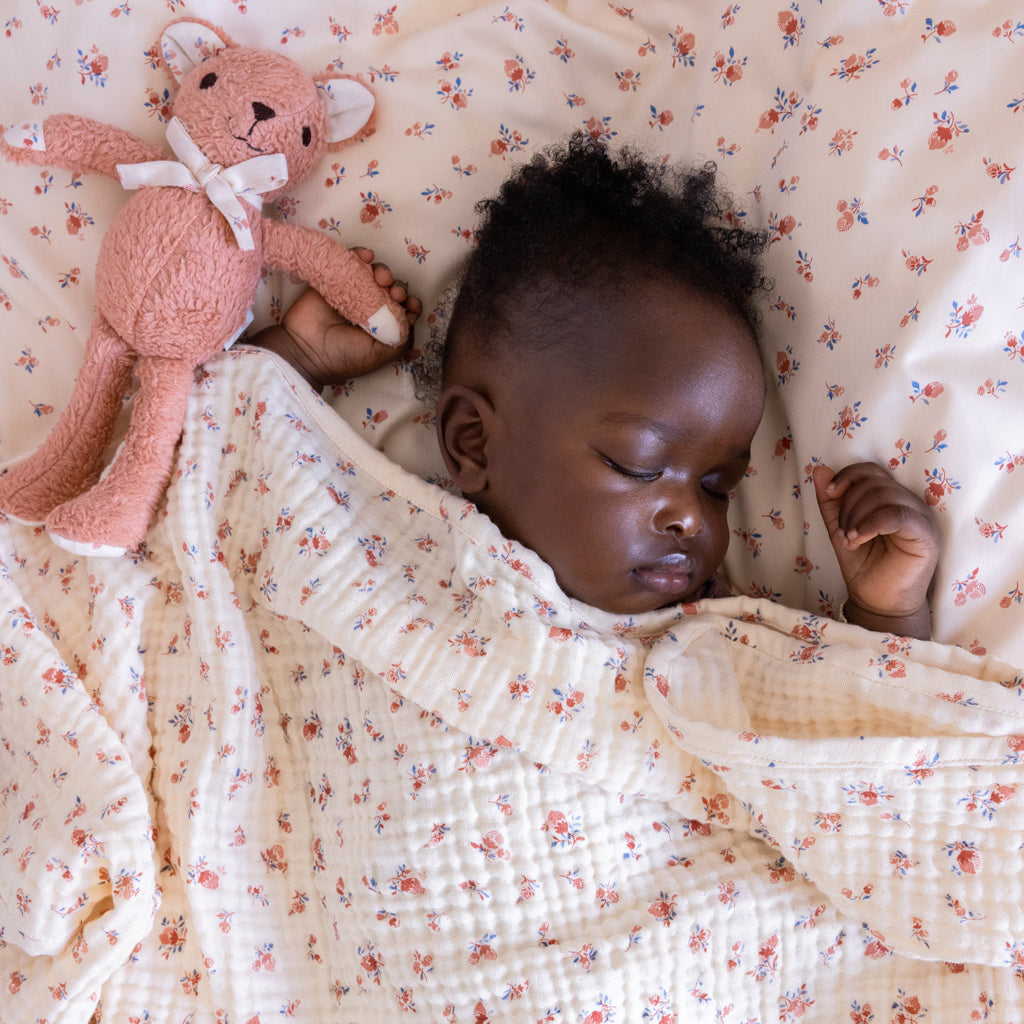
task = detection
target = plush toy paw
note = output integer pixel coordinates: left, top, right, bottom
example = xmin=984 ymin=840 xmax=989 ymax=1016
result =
xmin=363 ymin=303 xmax=408 ymax=347
xmin=3 ymin=121 xmax=46 ymax=153
xmin=0 ymin=478 xmax=48 ymax=526
xmin=0 ymin=506 xmax=46 ymax=528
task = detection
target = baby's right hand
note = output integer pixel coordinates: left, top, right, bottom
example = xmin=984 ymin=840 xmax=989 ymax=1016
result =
xmin=258 ymin=248 xmax=420 ymax=388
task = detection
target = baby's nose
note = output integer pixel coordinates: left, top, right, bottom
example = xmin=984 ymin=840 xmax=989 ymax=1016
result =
xmin=654 ymin=486 xmax=702 ymax=538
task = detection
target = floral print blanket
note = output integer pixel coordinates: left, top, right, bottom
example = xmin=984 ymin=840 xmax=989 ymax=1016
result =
xmin=4 ymin=348 xmax=1024 ymax=1023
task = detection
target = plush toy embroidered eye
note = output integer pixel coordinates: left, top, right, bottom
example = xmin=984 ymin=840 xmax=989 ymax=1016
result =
xmin=0 ymin=17 xmax=408 ymax=557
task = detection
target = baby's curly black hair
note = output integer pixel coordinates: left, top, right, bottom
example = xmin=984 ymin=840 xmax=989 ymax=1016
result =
xmin=413 ymin=133 xmax=771 ymax=403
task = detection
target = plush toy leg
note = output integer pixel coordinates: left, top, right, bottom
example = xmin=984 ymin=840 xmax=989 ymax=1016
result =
xmin=45 ymin=355 xmax=196 ymax=556
xmin=0 ymin=316 xmax=134 ymax=524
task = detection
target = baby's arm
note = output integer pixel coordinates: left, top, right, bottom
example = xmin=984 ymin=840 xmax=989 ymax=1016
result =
xmin=253 ymin=248 xmax=420 ymax=389
xmin=812 ymin=463 xmax=939 ymax=640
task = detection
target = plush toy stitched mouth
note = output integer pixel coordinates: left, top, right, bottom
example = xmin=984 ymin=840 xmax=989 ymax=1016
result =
xmin=229 ymin=111 xmax=273 ymax=153
xmin=231 ymin=134 xmax=268 ymax=154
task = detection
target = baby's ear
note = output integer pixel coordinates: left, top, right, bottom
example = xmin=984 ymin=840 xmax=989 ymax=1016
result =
xmin=315 ymin=75 xmax=376 ymax=149
xmin=435 ymin=385 xmax=494 ymax=497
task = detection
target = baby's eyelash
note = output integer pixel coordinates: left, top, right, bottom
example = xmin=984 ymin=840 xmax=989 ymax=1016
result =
xmin=603 ymin=457 xmax=660 ymax=482
xmin=601 ymin=454 xmax=735 ymax=496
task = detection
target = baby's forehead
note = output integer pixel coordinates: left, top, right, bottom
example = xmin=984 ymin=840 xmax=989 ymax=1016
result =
xmin=512 ymin=272 xmax=755 ymax=355
xmin=468 ymin=286 xmax=757 ymax=417
xmin=440 ymin=266 xmax=763 ymax=419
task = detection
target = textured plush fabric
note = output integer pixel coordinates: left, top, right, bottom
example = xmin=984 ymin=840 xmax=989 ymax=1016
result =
xmin=3 ymin=348 xmax=1024 ymax=1022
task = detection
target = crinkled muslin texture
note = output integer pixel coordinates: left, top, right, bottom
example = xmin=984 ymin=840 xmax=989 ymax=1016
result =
xmin=4 ymin=3 xmax=1024 ymax=1021
xmin=4 ymin=347 xmax=1024 ymax=1022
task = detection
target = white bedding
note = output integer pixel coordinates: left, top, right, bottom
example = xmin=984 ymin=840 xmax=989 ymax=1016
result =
xmin=4 ymin=347 xmax=1024 ymax=1022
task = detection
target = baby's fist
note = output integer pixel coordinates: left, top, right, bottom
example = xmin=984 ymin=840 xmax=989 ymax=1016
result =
xmin=813 ymin=462 xmax=939 ymax=639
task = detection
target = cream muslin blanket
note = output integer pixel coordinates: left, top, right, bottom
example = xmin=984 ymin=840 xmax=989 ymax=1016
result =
xmin=3 ymin=348 xmax=1024 ymax=1023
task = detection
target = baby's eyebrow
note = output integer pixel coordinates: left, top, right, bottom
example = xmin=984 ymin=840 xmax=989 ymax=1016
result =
xmin=597 ymin=410 xmax=677 ymax=440
xmin=597 ymin=411 xmax=751 ymax=462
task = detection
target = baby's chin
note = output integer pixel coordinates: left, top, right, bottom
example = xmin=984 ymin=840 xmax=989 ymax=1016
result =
xmin=566 ymin=574 xmax=720 ymax=618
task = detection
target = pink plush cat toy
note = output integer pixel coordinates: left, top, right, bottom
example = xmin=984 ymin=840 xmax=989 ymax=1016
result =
xmin=0 ymin=18 xmax=409 ymax=556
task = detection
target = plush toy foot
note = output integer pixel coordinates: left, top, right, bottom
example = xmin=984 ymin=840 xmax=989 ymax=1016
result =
xmin=0 ymin=498 xmax=46 ymax=527
xmin=363 ymin=303 xmax=407 ymax=347
xmin=45 ymin=490 xmax=149 ymax=558
xmin=0 ymin=507 xmax=46 ymax=529
xmin=46 ymin=529 xmax=127 ymax=559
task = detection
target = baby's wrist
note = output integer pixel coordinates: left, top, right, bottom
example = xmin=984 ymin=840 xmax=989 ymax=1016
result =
xmin=250 ymin=324 xmax=322 ymax=389
xmin=843 ymin=596 xmax=932 ymax=641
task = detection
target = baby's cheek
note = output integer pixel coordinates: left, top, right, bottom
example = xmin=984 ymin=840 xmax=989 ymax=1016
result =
xmin=708 ymin=513 xmax=732 ymax=565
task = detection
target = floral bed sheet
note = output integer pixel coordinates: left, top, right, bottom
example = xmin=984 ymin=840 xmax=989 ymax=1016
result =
xmin=2 ymin=1 xmax=1024 ymax=1021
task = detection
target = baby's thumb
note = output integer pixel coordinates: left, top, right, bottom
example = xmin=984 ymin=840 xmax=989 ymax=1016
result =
xmin=811 ymin=464 xmax=843 ymax=543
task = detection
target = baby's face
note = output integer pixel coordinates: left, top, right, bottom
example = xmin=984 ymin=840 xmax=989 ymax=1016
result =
xmin=468 ymin=277 xmax=765 ymax=615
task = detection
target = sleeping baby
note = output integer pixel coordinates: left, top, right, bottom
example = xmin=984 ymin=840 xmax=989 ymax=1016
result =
xmin=255 ymin=133 xmax=939 ymax=638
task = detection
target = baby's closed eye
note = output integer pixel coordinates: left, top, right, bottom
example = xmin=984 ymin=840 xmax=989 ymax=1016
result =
xmin=601 ymin=455 xmax=662 ymax=482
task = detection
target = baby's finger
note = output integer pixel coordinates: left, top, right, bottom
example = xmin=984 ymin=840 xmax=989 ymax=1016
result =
xmin=387 ymin=281 xmax=422 ymax=327
xmin=814 ymin=462 xmax=875 ymax=536
xmin=823 ymin=464 xmax=902 ymax=534
xmin=813 ymin=464 xmax=871 ymax=558
xmin=842 ymin=499 xmax=935 ymax=551
xmin=812 ymin=463 xmax=838 ymax=507
xmin=811 ymin=464 xmax=842 ymax=534
xmin=369 ymin=262 xmax=397 ymax=290
xmin=838 ymin=484 xmax=895 ymax=539
xmin=820 ymin=461 xmax=888 ymax=503
xmin=404 ymin=292 xmax=423 ymax=324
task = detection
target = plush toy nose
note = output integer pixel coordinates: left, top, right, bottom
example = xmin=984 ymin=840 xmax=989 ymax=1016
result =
xmin=252 ymin=101 xmax=276 ymax=122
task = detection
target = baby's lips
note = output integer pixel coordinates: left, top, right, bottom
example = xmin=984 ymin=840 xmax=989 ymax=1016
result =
xmin=633 ymin=554 xmax=696 ymax=597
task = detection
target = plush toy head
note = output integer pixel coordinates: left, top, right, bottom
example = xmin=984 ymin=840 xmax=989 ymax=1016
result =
xmin=160 ymin=18 xmax=376 ymax=194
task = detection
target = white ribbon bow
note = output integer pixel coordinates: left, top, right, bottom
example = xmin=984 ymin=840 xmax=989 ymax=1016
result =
xmin=117 ymin=117 xmax=289 ymax=251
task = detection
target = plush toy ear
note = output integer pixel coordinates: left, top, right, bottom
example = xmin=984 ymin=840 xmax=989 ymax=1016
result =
xmin=316 ymin=76 xmax=376 ymax=148
xmin=160 ymin=18 xmax=235 ymax=86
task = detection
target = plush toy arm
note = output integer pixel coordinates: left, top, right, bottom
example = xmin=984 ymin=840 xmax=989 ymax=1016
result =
xmin=261 ymin=220 xmax=409 ymax=347
xmin=2 ymin=113 xmax=163 ymax=178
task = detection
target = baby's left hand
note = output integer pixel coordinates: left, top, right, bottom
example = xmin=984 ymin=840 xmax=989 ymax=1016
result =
xmin=813 ymin=462 xmax=939 ymax=639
